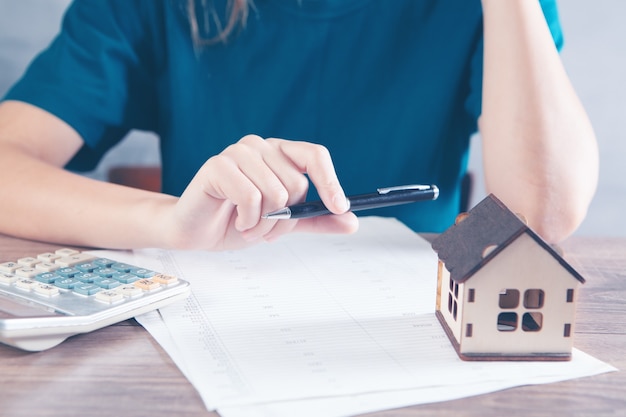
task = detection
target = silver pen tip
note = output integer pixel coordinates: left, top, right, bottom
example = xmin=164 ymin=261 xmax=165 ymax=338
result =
xmin=262 ymin=207 xmax=292 ymax=220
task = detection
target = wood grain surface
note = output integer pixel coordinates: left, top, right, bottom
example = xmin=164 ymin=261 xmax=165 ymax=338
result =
xmin=0 ymin=235 xmax=623 ymax=417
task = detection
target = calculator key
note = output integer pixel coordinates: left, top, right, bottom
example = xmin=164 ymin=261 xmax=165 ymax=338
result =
xmin=134 ymin=279 xmax=161 ymax=291
xmin=75 ymin=262 xmax=97 ymax=273
xmin=93 ymin=278 xmax=121 ymax=289
xmin=54 ymin=277 xmax=80 ymax=289
xmin=55 ymin=253 xmax=96 ymax=267
xmin=36 ymin=262 xmax=60 ymax=272
xmin=74 ymin=272 xmax=98 ymax=283
xmin=54 ymin=248 xmax=79 ymax=257
xmin=37 ymin=252 xmax=61 ymax=262
xmin=130 ymin=268 xmax=155 ymax=278
xmin=115 ymin=273 xmax=140 ymax=284
xmin=17 ymin=257 xmax=40 ymax=267
xmin=57 ymin=267 xmax=80 ymax=278
xmin=152 ymin=274 xmax=178 ymax=285
xmin=15 ymin=267 xmax=40 ymax=278
xmin=92 ymin=258 xmax=115 ymax=268
xmin=35 ymin=272 xmax=62 ymax=284
xmin=0 ymin=261 xmax=19 ymax=273
xmin=0 ymin=272 xmax=17 ymax=285
xmin=117 ymin=284 xmax=143 ymax=297
xmin=34 ymin=284 xmax=60 ymax=297
xmin=111 ymin=263 xmax=133 ymax=273
xmin=93 ymin=267 xmax=117 ymax=278
xmin=15 ymin=278 xmax=38 ymax=290
xmin=72 ymin=283 xmax=102 ymax=296
xmin=95 ymin=290 xmax=124 ymax=303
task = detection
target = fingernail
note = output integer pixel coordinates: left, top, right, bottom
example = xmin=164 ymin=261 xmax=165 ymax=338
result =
xmin=333 ymin=192 xmax=349 ymax=213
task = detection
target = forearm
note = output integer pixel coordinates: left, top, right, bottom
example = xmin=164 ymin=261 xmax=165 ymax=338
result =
xmin=0 ymin=135 xmax=357 ymax=252
xmin=0 ymin=146 xmax=177 ymax=249
xmin=479 ymin=0 xmax=598 ymax=243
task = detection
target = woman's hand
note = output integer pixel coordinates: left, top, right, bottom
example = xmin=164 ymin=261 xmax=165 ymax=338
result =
xmin=0 ymin=101 xmax=356 ymax=251
xmin=169 ymin=135 xmax=359 ymax=251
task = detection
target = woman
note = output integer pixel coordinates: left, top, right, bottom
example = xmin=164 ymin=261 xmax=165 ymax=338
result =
xmin=0 ymin=0 xmax=598 ymax=250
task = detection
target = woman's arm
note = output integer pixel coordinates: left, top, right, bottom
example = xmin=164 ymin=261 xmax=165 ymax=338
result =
xmin=0 ymin=101 xmax=356 ymax=250
xmin=479 ymin=0 xmax=599 ymax=243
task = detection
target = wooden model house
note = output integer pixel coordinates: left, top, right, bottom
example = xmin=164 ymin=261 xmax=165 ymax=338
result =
xmin=431 ymin=194 xmax=585 ymax=361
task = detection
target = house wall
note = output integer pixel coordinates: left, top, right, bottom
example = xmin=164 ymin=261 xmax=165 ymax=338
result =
xmin=437 ymin=262 xmax=464 ymax=342
xmin=458 ymin=233 xmax=579 ymax=356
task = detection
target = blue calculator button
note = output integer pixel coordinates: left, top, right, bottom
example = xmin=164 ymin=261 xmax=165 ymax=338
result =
xmin=93 ymin=268 xmax=117 ymax=278
xmin=36 ymin=272 xmax=61 ymax=284
xmin=75 ymin=262 xmax=97 ymax=273
xmin=54 ymin=277 xmax=79 ymax=289
xmin=92 ymin=258 xmax=115 ymax=268
xmin=73 ymin=283 xmax=102 ymax=296
xmin=130 ymin=268 xmax=155 ymax=278
xmin=75 ymin=272 xmax=98 ymax=283
xmin=111 ymin=263 xmax=133 ymax=273
xmin=57 ymin=267 xmax=80 ymax=278
xmin=116 ymin=273 xmax=140 ymax=284
xmin=93 ymin=278 xmax=121 ymax=289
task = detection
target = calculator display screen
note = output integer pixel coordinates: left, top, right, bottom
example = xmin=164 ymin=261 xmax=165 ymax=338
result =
xmin=0 ymin=296 xmax=63 ymax=318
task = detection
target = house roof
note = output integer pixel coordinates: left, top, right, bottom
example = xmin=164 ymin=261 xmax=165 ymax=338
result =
xmin=431 ymin=194 xmax=585 ymax=284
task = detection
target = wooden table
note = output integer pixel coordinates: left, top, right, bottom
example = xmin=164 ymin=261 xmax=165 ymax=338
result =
xmin=0 ymin=234 xmax=624 ymax=417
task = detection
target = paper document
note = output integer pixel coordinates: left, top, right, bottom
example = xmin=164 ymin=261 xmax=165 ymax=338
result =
xmin=92 ymin=217 xmax=615 ymax=417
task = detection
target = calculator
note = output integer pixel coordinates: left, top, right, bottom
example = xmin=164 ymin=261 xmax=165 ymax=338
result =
xmin=0 ymin=248 xmax=190 ymax=351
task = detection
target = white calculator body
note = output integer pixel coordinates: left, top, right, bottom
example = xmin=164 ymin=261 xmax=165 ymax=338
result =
xmin=0 ymin=248 xmax=190 ymax=351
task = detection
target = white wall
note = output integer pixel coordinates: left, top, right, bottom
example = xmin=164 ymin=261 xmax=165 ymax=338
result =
xmin=0 ymin=0 xmax=160 ymax=181
xmin=559 ymin=0 xmax=626 ymax=236
xmin=468 ymin=0 xmax=626 ymax=237
xmin=0 ymin=0 xmax=70 ymax=95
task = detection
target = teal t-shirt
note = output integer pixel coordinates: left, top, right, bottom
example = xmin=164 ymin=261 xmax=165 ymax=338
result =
xmin=3 ymin=0 xmax=563 ymax=232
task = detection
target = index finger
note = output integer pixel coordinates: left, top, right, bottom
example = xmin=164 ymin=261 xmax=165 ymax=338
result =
xmin=271 ymin=139 xmax=349 ymax=214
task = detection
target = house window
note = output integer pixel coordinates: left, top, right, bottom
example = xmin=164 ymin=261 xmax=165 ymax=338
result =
xmin=497 ymin=312 xmax=518 ymax=331
xmin=468 ymin=288 xmax=475 ymax=303
xmin=466 ymin=323 xmax=473 ymax=337
xmin=497 ymin=289 xmax=546 ymax=333
xmin=448 ymin=278 xmax=459 ymax=321
xmin=522 ymin=312 xmax=543 ymax=331
xmin=524 ymin=289 xmax=544 ymax=309
xmin=564 ymin=323 xmax=571 ymax=337
xmin=566 ymin=289 xmax=574 ymax=303
xmin=499 ymin=289 xmax=519 ymax=309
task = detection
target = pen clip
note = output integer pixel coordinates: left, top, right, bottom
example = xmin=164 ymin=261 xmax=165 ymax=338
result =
xmin=377 ymin=184 xmax=432 ymax=194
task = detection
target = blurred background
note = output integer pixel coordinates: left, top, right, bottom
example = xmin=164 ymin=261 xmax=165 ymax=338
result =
xmin=1 ymin=0 xmax=624 ymax=236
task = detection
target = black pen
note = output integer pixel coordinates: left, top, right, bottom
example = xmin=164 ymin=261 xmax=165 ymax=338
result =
xmin=262 ymin=184 xmax=439 ymax=220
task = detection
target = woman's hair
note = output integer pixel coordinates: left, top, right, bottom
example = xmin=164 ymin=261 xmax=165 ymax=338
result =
xmin=187 ymin=0 xmax=251 ymax=45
